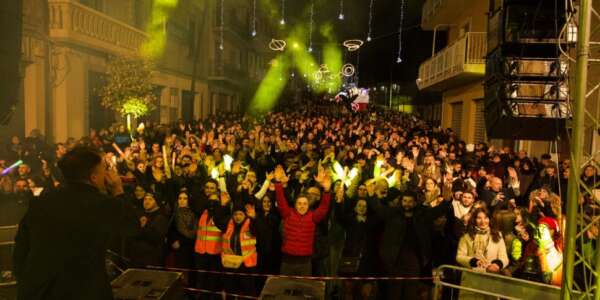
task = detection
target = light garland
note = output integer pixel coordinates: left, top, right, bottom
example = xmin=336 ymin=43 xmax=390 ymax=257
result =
xmin=251 ymin=0 xmax=257 ymax=36
xmin=269 ymin=39 xmax=287 ymax=51
xmin=367 ymin=0 xmax=374 ymax=42
xmin=343 ymin=39 xmax=364 ymax=52
xmin=219 ymin=0 xmax=224 ymax=50
xmin=338 ymin=0 xmax=344 ymax=20
xmin=342 ymin=63 xmax=355 ymax=77
xmin=308 ymin=1 xmax=314 ymax=52
xmin=396 ymin=0 xmax=405 ymax=63
xmin=280 ymin=0 xmax=286 ymax=25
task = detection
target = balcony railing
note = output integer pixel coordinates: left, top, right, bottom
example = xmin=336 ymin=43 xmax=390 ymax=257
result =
xmin=417 ymin=32 xmax=487 ymax=91
xmin=48 ymin=0 xmax=147 ymax=55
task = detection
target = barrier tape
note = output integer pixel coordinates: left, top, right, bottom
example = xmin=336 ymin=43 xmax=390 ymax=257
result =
xmin=183 ymin=287 xmax=258 ymax=299
xmin=146 ymin=265 xmax=432 ymax=281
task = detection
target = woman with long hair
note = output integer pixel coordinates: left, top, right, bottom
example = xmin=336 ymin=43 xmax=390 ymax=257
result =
xmin=456 ymin=207 xmax=509 ymax=274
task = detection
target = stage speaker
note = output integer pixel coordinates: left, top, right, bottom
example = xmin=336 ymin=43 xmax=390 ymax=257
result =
xmin=487 ymin=0 xmax=569 ymax=53
xmin=111 ymin=269 xmax=184 ymax=300
xmin=484 ymin=83 xmax=568 ymax=140
xmin=259 ymin=277 xmax=326 ymax=300
xmin=0 ymin=0 xmax=23 ymax=125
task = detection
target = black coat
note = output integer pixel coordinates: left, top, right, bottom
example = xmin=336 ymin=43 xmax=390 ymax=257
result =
xmin=366 ymin=197 xmax=449 ymax=272
xmin=13 ymin=183 xmax=136 ymax=300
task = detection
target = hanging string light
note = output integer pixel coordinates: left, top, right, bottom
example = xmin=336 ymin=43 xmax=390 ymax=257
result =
xmin=280 ymin=0 xmax=286 ymax=25
xmin=308 ymin=1 xmax=314 ymax=52
xmin=219 ymin=0 xmax=224 ymax=50
xmin=396 ymin=0 xmax=405 ymax=63
xmin=367 ymin=0 xmax=374 ymax=42
xmin=338 ymin=0 xmax=344 ymax=20
xmin=251 ymin=0 xmax=257 ymax=36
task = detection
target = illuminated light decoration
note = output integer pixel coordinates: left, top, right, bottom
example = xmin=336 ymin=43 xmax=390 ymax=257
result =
xmin=269 ymin=39 xmax=287 ymax=51
xmin=338 ymin=0 xmax=344 ymax=20
xmin=367 ymin=0 xmax=375 ymax=42
xmin=396 ymin=0 xmax=405 ymax=63
xmin=308 ymin=1 xmax=314 ymax=53
xmin=1 ymin=160 xmax=23 ymax=176
xmin=343 ymin=39 xmax=364 ymax=52
xmin=280 ymin=0 xmax=286 ymax=25
xmin=223 ymin=154 xmax=233 ymax=171
xmin=251 ymin=0 xmax=257 ymax=36
xmin=342 ymin=63 xmax=355 ymax=77
xmin=219 ymin=0 xmax=225 ymax=50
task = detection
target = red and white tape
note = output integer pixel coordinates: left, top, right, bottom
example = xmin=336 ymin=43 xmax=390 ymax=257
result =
xmin=146 ymin=265 xmax=432 ymax=281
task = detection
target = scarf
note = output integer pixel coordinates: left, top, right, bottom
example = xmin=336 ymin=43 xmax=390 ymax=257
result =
xmin=452 ymin=200 xmax=471 ymax=219
xmin=473 ymin=227 xmax=490 ymax=259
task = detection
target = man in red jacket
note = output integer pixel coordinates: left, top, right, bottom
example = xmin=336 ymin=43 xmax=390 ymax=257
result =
xmin=273 ymin=165 xmax=331 ymax=276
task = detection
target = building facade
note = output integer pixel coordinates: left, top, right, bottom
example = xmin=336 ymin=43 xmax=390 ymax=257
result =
xmin=15 ymin=0 xmax=274 ymax=143
xmin=415 ymin=0 xmax=600 ymax=158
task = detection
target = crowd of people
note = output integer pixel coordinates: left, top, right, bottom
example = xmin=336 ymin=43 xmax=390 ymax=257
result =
xmin=2 ymin=103 xmax=599 ymax=299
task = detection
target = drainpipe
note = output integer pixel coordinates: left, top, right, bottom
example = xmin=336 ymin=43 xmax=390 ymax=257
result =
xmin=432 ymin=23 xmax=456 ymax=57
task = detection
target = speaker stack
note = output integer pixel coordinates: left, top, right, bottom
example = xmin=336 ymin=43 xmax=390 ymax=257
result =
xmin=484 ymin=0 xmax=574 ymax=140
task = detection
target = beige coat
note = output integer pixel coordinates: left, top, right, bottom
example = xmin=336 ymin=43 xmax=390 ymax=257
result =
xmin=456 ymin=232 xmax=509 ymax=270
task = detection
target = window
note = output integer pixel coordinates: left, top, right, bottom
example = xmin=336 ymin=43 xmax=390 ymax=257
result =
xmin=170 ymin=88 xmax=179 ymax=122
xmin=474 ymin=99 xmax=487 ymax=143
xmin=451 ymin=102 xmax=463 ymax=137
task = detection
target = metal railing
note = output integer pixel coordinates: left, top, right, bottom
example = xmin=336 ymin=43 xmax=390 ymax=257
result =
xmin=417 ymin=32 xmax=487 ymax=90
xmin=0 ymin=225 xmax=18 ymax=288
xmin=48 ymin=0 xmax=147 ymax=54
xmin=433 ymin=265 xmax=582 ymax=300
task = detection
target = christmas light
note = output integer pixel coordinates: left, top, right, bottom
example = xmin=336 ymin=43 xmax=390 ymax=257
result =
xmin=280 ymin=0 xmax=286 ymax=25
xmin=338 ymin=0 xmax=344 ymax=20
xmin=396 ymin=0 xmax=405 ymax=63
xmin=308 ymin=1 xmax=314 ymax=53
xmin=367 ymin=0 xmax=374 ymax=42
xmin=251 ymin=0 xmax=257 ymax=37
xmin=219 ymin=0 xmax=224 ymax=50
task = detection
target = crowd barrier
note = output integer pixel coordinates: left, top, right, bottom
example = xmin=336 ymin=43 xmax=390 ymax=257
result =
xmin=433 ymin=264 xmax=582 ymax=300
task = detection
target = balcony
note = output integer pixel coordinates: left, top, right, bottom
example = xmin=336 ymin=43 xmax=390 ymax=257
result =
xmin=421 ymin=0 xmax=470 ymax=30
xmin=417 ymin=32 xmax=487 ymax=91
xmin=209 ymin=62 xmax=247 ymax=86
xmin=48 ymin=0 xmax=147 ymax=55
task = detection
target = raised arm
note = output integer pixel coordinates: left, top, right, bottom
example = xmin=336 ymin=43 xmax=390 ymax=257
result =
xmin=275 ymin=183 xmax=292 ymax=218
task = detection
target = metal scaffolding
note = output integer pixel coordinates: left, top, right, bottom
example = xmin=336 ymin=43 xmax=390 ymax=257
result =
xmin=562 ymin=0 xmax=600 ymax=299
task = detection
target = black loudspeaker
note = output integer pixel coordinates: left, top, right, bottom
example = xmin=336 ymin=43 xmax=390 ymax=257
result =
xmin=0 ymin=0 xmax=22 ymax=125
xmin=259 ymin=277 xmax=326 ymax=300
xmin=484 ymin=0 xmax=572 ymax=140
xmin=111 ymin=269 xmax=184 ymax=300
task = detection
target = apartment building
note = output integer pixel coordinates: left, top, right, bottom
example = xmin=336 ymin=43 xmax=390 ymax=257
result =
xmin=17 ymin=0 xmax=274 ymax=142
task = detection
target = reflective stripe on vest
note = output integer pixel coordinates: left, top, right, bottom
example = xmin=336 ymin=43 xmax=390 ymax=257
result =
xmin=194 ymin=209 xmax=222 ymax=255
xmin=221 ymin=219 xmax=257 ymax=267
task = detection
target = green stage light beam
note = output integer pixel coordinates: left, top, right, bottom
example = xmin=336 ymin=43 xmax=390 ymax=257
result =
xmin=141 ymin=0 xmax=178 ymax=59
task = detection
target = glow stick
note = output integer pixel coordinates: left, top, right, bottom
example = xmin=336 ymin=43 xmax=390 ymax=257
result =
xmin=223 ymin=154 xmax=233 ymax=171
xmin=1 ymin=160 xmax=23 ymax=176
xmin=211 ymin=168 xmax=219 ymax=179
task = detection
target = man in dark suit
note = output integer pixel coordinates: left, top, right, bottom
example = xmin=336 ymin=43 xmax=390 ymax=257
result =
xmin=13 ymin=147 xmax=132 ymax=300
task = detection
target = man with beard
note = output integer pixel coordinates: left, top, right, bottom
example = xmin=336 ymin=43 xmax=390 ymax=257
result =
xmin=366 ymin=186 xmax=449 ymax=300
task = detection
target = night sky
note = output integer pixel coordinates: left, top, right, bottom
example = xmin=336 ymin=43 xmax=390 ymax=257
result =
xmin=279 ymin=0 xmax=434 ymax=86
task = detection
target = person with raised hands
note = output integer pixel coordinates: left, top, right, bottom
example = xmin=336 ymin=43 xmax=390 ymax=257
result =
xmin=273 ymin=165 xmax=332 ymax=276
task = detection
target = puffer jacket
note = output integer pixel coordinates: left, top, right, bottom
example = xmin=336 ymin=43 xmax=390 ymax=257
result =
xmin=275 ymin=183 xmax=331 ymax=256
